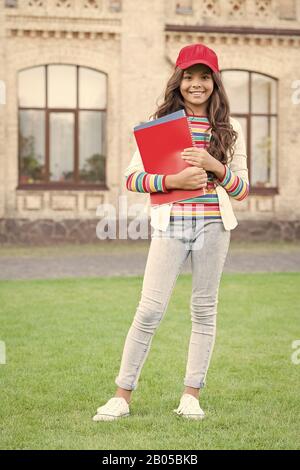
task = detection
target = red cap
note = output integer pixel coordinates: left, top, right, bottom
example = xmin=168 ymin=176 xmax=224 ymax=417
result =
xmin=175 ymin=43 xmax=219 ymax=73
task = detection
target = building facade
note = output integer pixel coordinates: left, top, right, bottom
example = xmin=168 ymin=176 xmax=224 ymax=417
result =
xmin=0 ymin=0 xmax=300 ymax=243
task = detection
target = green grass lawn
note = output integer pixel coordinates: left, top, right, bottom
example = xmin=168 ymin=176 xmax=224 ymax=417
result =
xmin=0 ymin=273 xmax=299 ymax=450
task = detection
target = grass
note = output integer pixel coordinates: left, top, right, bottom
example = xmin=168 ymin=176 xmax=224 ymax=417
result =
xmin=0 ymin=273 xmax=299 ymax=450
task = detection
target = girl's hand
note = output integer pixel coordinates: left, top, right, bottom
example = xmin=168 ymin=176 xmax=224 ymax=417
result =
xmin=166 ymin=166 xmax=208 ymax=190
xmin=181 ymin=147 xmax=217 ymax=172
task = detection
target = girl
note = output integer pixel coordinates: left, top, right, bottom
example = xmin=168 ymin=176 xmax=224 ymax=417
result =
xmin=93 ymin=43 xmax=249 ymax=421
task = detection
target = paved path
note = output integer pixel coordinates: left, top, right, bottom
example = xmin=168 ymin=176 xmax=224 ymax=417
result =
xmin=1 ymin=250 xmax=299 ymax=280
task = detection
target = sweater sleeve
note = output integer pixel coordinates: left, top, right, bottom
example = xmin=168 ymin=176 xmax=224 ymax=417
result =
xmin=126 ymin=171 xmax=169 ymax=193
xmin=217 ymin=164 xmax=249 ymax=201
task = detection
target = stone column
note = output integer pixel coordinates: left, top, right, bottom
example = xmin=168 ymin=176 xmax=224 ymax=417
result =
xmin=0 ymin=3 xmax=5 ymax=218
xmin=119 ymin=0 xmax=168 ymax=207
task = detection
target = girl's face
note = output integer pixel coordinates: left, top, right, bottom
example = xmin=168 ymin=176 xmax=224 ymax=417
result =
xmin=179 ymin=64 xmax=214 ymax=115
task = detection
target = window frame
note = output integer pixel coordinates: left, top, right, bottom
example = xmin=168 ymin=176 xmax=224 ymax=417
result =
xmin=221 ymin=68 xmax=279 ymax=196
xmin=17 ymin=64 xmax=108 ymax=190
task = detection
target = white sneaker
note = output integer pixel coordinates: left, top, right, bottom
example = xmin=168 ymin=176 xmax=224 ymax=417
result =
xmin=173 ymin=394 xmax=205 ymax=420
xmin=92 ymin=397 xmax=130 ymax=422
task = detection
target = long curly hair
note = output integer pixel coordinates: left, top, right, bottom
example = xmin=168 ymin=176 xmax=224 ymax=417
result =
xmin=149 ymin=66 xmax=238 ymax=167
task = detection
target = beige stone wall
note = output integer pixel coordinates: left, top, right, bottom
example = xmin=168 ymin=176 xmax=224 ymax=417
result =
xmin=0 ymin=0 xmax=300 ymax=227
xmin=166 ymin=31 xmax=300 ymax=222
xmin=165 ymin=0 xmax=300 ymax=27
xmin=1 ymin=0 xmax=123 ymax=220
xmin=0 ymin=3 xmax=5 ymax=219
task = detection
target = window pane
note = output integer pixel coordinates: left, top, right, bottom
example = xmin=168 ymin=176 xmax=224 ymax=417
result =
xmin=251 ymin=73 xmax=277 ymax=114
xmin=221 ymin=71 xmax=249 ymax=113
xmin=269 ymin=117 xmax=277 ymax=187
xmin=251 ymin=116 xmax=277 ymax=187
xmin=235 ymin=116 xmax=248 ymax=149
xmin=50 ymin=113 xmax=74 ymax=182
xmin=19 ymin=110 xmax=45 ymax=184
xmin=48 ymin=65 xmax=76 ymax=108
xmin=79 ymin=68 xmax=107 ymax=109
xmin=19 ymin=67 xmax=45 ymax=108
xmin=79 ymin=111 xmax=106 ymax=183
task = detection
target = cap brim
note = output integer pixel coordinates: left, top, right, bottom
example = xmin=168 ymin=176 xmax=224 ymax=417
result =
xmin=177 ymin=59 xmax=218 ymax=74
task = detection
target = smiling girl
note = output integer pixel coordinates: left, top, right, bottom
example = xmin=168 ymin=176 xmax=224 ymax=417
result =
xmin=93 ymin=43 xmax=249 ymax=421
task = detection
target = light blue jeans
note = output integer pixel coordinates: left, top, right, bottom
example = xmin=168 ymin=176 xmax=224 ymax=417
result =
xmin=115 ymin=217 xmax=231 ymax=391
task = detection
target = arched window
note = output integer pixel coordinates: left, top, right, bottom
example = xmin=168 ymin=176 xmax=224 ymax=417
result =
xmin=221 ymin=70 xmax=278 ymax=194
xmin=18 ymin=65 xmax=107 ymax=188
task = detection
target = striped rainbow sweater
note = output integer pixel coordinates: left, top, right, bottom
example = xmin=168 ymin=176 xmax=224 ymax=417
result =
xmin=126 ymin=115 xmax=249 ymax=220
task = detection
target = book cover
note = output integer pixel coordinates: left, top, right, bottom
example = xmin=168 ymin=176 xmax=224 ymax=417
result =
xmin=133 ymin=110 xmax=206 ymax=205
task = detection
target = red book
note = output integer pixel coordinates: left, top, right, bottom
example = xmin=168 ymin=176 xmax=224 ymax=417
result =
xmin=133 ymin=109 xmax=206 ymax=205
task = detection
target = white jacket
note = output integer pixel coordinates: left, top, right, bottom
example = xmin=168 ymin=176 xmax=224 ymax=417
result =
xmin=124 ymin=116 xmax=249 ymax=232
